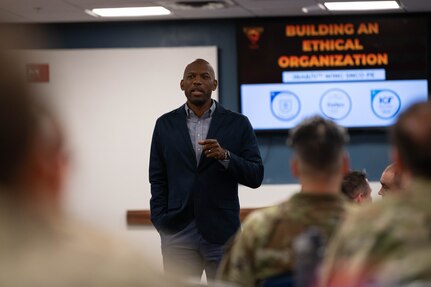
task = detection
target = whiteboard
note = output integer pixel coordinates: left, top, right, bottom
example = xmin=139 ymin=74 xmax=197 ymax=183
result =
xmin=15 ymin=47 xmax=218 ymax=235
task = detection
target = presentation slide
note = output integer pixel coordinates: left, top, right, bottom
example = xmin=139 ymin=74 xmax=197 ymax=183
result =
xmin=237 ymin=16 xmax=428 ymax=130
xmin=242 ymin=79 xmax=427 ymax=129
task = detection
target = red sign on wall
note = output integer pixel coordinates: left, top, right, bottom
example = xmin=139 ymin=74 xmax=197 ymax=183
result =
xmin=26 ymin=64 xmax=49 ymax=83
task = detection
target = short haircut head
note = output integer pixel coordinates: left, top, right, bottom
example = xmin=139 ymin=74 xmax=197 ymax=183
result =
xmin=289 ymin=116 xmax=349 ymax=175
xmin=341 ymin=170 xmax=368 ymax=201
xmin=391 ymin=102 xmax=431 ymax=179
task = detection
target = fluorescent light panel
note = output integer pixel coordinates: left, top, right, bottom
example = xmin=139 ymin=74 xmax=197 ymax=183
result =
xmin=90 ymin=6 xmax=171 ymax=17
xmin=324 ymin=1 xmax=400 ymax=11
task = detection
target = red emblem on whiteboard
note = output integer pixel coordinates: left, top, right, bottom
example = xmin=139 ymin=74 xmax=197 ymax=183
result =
xmin=26 ymin=64 xmax=49 ymax=83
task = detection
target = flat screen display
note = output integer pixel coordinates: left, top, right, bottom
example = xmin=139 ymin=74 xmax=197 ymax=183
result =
xmin=238 ymin=16 xmax=428 ymax=131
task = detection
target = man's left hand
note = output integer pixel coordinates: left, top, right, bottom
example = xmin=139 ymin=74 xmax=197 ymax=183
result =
xmin=198 ymin=139 xmax=227 ymax=160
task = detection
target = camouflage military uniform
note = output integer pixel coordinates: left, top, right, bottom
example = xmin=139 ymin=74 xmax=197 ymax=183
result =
xmin=319 ymin=178 xmax=431 ymax=287
xmin=217 ymin=192 xmax=347 ymax=287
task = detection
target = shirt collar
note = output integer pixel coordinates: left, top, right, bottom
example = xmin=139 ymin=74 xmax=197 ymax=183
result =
xmin=185 ymin=100 xmax=216 ymax=118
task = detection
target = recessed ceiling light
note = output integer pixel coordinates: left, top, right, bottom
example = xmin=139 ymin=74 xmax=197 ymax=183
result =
xmin=88 ymin=6 xmax=171 ymax=17
xmin=302 ymin=3 xmax=326 ymax=13
xmin=324 ymin=1 xmax=400 ymax=11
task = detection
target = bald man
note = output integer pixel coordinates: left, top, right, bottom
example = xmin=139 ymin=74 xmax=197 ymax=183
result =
xmin=378 ymin=163 xmax=401 ymax=197
xmin=149 ymin=58 xmax=264 ymax=280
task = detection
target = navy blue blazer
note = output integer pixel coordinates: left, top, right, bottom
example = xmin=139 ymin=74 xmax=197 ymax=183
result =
xmin=149 ymin=102 xmax=264 ymax=244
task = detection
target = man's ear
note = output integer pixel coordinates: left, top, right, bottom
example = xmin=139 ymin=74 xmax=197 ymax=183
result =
xmin=180 ymin=80 xmax=185 ymax=91
xmin=342 ymin=152 xmax=350 ymax=175
xmin=212 ymin=79 xmax=218 ymax=91
xmin=291 ymin=158 xmax=300 ymax=178
xmin=20 ymin=140 xmax=67 ymax=207
xmin=355 ymin=193 xmax=363 ymax=204
xmin=391 ymin=148 xmax=403 ymax=174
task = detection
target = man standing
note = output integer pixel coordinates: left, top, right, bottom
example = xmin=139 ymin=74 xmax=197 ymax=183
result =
xmin=149 ymin=59 xmax=264 ymax=280
xmin=319 ymin=102 xmax=431 ymax=287
xmin=217 ymin=116 xmax=349 ymax=287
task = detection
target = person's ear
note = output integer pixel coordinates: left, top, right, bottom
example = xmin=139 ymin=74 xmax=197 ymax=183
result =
xmin=355 ymin=193 xmax=363 ymax=204
xmin=180 ymin=80 xmax=185 ymax=91
xmin=291 ymin=158 xmax=300 ymax=178
xmin=212 ymin=79 xmax=218 ymax=91
xmin=21 ymin=139 xmax=66 ymax=207
xmin=342 ymin=152 xmax=350 ymax=175
xmin=391 ymin=148 xmax=403 ymax=174
xmin=40 ymin=148 xmax=67 ymax=196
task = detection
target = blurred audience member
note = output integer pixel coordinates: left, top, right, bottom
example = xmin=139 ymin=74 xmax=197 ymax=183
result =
xmin=341 ymin=170 xmax=372 ymax=204
xmin=0 ymin=31 xmax=192 ymax=287
xmin=217 ymin=116 xmax=349 ymax=287
xmin=378 ymin=163 xmax=401 ymax=197
xmin=319 ymin=102 xmax=431 ymax=287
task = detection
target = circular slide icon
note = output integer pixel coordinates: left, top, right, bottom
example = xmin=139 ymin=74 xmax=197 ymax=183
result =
xmin=270 ymin=91 xmax=301 ymax=121
xmin=371 ymin=89 xmax=401 ymax=119
xmin=320 ymin=88 xmax=352 ymax=120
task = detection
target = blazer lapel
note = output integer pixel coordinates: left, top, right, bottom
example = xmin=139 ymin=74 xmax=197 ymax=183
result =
xmin=206 ymin=102 xmax=226 ymax=139
xmin=174 ymin=105 xmax=198 ymax=168
xmin=198 ymin=101 xmax=227 ymax=169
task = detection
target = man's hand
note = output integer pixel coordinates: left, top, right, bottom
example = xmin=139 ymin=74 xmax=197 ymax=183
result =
xmin=198 ymin=139 xmax=227 ymax=160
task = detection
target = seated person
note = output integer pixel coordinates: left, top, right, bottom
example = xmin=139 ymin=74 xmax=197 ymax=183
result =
xmin=341 ymin=170 xmax=372 ymax=204
xmin=378 ymin=163 xmax=401 ymax=197
xmin=318 ymin=102 xmax=431 ymax=287
xmin=216 ymin=116 xmax=349 ymax=287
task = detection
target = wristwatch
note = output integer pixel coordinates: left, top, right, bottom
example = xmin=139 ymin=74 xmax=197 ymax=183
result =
xmin=223 ymin=150 xmax=231 ymax=161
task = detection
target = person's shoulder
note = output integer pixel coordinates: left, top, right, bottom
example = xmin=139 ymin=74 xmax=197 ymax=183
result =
xmin=216 ymin=103 xmax=248 ymax=120
xmin=158 ymin=105 xmax=184 ymax=119
xmin=226 ymin=110 xmax=249 ymax=122
xmin=246 ymin=205 xmax=281 ymax=221
xmin=217 ymin=106 xmax=254 ymax=133
xmin=10 ymin=217 xmax=189 ymax=287
xmin=242 ymin=204 xmax=286 ymax=236
xmin=155 ymin=106 xmax=185 ymax=126
xmin=321 ymin=188 xmax=431 ymax=287
xmin=333 ymin=194 xmax=412 ymax=244
xmin=226 ymin=205 xmax=285 ymax=254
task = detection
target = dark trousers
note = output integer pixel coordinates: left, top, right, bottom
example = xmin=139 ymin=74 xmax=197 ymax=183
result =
xmin=160 ymin=220 xmax=224 ymax=280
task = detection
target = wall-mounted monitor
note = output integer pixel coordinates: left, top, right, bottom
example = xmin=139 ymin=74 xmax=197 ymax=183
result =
xmin=238 ymin=16 xmax=428 ymax=131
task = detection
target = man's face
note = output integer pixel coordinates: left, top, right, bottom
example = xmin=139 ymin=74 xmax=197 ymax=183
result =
xmin=180 ymin=61 xmax=217 ymax=107
xmin=378 ymin=170 xmax=396 ymax=197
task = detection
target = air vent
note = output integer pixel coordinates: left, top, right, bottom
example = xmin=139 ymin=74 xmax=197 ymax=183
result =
xmin=168 ymin=0 xmax=234 ymax=10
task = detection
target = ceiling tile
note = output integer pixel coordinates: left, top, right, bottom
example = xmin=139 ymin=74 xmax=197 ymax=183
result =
xmin=0 ymin=8 xmax=29 ymax=22
xmin=0 ymin=0 xmax=429 ymax=23
xmin=171 ymin=6 xmax=254 ymax=18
